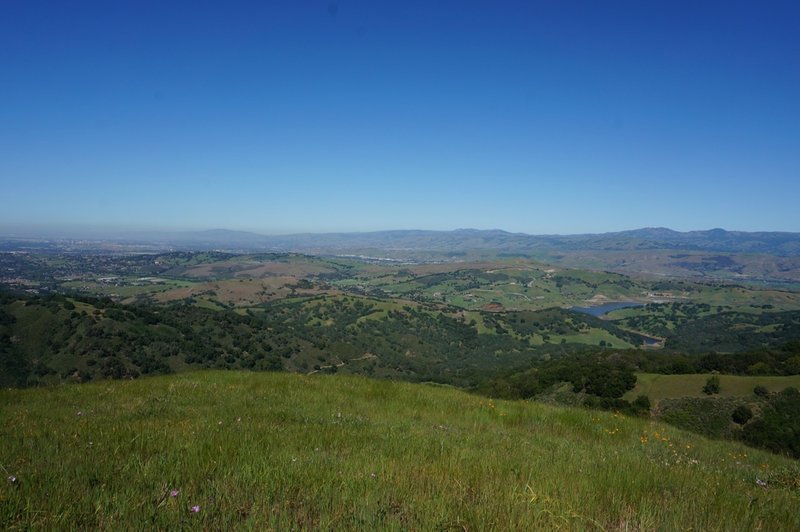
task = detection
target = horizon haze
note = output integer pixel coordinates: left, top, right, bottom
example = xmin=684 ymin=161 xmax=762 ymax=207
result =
xmin=2 ymin=224 xmax=799 ymax=240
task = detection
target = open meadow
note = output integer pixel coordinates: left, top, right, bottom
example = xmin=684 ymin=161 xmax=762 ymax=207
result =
xmin=624 ymin=373 xmax=800 ymax=403
xmin=1 ymin=371 xmax=798 ymax=530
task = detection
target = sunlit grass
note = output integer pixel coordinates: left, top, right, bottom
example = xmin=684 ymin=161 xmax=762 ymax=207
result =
xmin=1 ymin=371 xmax=798 ymax=529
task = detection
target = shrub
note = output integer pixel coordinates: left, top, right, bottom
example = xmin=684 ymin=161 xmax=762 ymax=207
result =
xmin=731 ymin=405 xmax=752 ymax=425
xmin=746 ymin=362 xmax=771 ymax=375
xmin=703 ymin=375 xmax=720 ymax=395
xmin=633 ymin=395 xmax=651 ymax=410
xmin=754 ymin=385 xmax=769 ymax=397
xmin=581 ymin=366 xmax=637 ymax=398
xmin=785 ymin=355 xmax=800 ymax=375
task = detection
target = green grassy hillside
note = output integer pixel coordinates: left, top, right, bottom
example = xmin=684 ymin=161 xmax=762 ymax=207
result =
xmin=2 ymin=372 xmax=798 ymax=529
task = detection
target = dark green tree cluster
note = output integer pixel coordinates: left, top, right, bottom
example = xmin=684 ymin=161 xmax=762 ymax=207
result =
xmin=0 ymin=293 xmax=285 ymax=385
xmin=664 ymin=310 xmax=800 ymax=353
xmin=478 ymin=352 xmax=638 ymax=401
xmin=578 ymin=364 xmax=637 ymax=398
xmin=571 ymin=344 xmax=800 ymax=377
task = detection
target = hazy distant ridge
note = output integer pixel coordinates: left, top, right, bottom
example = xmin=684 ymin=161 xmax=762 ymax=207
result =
xmin=178 ymin=227 xmax=800 ymax=256
xmin=2 ymin=227 xmax=799 ymax=256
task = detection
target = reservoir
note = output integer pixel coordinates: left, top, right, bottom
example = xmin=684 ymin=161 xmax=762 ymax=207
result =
xmin=642 ymin=336 xmax=661 ymax=346
xmin=571 ymin=301 xmax=643 ymax=317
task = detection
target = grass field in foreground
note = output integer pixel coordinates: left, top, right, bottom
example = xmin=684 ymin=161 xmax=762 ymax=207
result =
xmin=624 ymin=373 xmax=800 ymax=403
xmin=1 ymin=371 xmax=798 ymax=530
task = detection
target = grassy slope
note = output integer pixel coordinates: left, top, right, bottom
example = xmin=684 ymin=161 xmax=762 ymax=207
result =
xmin=625 ymin=373 xmax=800 ymax=403
xmin=1 ymin=372 xmax=798 ymax=530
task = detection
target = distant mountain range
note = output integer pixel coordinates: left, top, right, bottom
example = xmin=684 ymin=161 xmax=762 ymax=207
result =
xmin=2 ymin=227 xmax=799 ymax=256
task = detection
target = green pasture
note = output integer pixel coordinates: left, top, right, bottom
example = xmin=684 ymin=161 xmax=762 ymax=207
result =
xmin=624 ymin=373 xmax=800 ymax=403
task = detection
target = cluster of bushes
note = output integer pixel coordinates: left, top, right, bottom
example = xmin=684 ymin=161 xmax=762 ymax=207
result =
xmin=654 ymin=386 xmax=800 ymax=459
xmin=583 ymin=394 xmax=651 ymax=417
xmin=740 ymin=387 xmax=800 ymax=458
xmin=477 ymin=352 xmax=638 ymax=400
xmin=656 ymin=397 xmax=744 ymax=439
xmin=572 ymin=344 xmax=800 ymax=377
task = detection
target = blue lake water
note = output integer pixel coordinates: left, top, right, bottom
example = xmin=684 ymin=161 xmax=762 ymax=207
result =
xmin=571 ymin=301 xmax=643 ymax=317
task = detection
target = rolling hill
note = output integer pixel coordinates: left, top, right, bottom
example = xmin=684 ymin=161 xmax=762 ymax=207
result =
xmin=4 ymin=226 xmax=799 ymax=283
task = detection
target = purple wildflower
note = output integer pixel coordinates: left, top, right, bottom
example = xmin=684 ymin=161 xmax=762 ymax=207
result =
xmin=170 ymin=489 xmax=179 ymax=497
xmin=190 ymin=505 xmax=201 ymax=513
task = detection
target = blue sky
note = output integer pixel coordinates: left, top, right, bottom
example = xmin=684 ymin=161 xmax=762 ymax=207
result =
xmin=1 ymin=0 xmax=799 ymax=235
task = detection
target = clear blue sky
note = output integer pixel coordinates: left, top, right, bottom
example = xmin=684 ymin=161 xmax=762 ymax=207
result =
xmin=1 ymin=0 xmax=799 ymax=235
